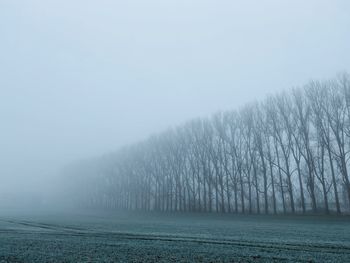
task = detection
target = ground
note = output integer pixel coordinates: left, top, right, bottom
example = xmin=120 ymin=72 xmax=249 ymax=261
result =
xmin=0 ymin=210 xmax=349 ymax=262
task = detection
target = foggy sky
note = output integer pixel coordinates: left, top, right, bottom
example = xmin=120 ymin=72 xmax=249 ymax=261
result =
xmin=1 ymin=0 xmax=350 ymax=197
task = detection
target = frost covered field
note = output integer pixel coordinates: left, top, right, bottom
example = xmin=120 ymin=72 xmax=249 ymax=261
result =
xmin=0 ymin=211 xmax=350 ymax=263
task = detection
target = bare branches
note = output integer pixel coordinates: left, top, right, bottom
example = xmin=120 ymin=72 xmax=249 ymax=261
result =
xmin=65 ymin=74 xmax=350 ymax=215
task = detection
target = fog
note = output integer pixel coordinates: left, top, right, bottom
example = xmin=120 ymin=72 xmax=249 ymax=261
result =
xmin=1 ymin=0 xmax=350 ymax=207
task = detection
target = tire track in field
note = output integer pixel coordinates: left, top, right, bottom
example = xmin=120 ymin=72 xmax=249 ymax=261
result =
xmin=72 ymin=231 xmax=350 ymax=256
xmin=0 ymin=219 xmax=85 ymax=232
xmin=2 ymin=219 xmax=350 ymax=257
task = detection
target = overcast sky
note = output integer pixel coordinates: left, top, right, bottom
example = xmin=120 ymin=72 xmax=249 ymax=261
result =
xmin=0 ymin=0 xmax=350 ymax=195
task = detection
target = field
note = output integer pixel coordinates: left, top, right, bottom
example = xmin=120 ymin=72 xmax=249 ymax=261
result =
xmin=0 ymin=210 xmax=350 ymax=262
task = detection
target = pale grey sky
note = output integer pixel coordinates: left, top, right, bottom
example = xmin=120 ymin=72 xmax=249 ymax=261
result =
xmin=0 ymin=0 xmax=350 ymax=195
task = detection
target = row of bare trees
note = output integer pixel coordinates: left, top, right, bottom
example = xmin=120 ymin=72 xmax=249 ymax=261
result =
xmin=64 ymin=74 xmax=350 ymax=214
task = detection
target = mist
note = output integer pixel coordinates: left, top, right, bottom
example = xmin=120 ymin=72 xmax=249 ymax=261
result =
xmin=1 ymin=0 xmax=349 ymax=207
xmin=1 ymin=1 xmax=350 ymax=262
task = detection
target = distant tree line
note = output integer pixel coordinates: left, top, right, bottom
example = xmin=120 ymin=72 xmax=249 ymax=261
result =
xmin=64 ymin=74 xmax=350 ymax=214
